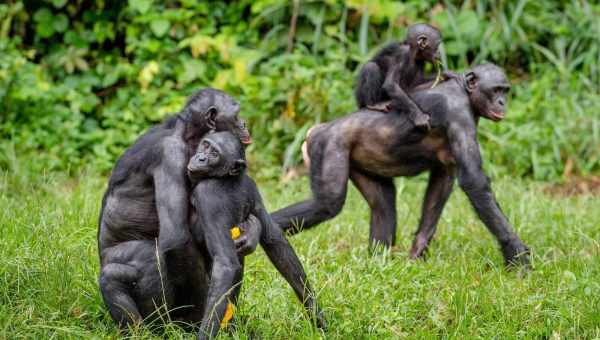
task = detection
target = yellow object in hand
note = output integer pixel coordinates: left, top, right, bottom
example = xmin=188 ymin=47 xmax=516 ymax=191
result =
xmin=220 ymin=302 xmax=235 ymax=328
xmin=230 ymin=226 xmax=241 ymax=240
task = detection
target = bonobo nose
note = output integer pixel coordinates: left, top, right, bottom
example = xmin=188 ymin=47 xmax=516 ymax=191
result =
xmin=498 ymin=98 xmax=505 ymax=106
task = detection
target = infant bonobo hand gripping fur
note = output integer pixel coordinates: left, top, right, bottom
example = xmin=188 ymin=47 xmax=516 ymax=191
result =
xmin=187 ymin=131 xmax=326 ymax=339
xmin=274 ymin=64 xmax=530 ymax=267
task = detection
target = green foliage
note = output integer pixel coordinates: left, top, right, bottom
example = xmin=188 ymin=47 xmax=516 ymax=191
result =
xmin=0 ymin=0 xmax=598 ymax=179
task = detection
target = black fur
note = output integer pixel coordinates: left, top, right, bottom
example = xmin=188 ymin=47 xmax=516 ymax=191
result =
xmin=273 ymin=63 xmax=530 ymax=267
xmin=354 ymin=23 xmax=442 ymax=129
xmin=97 ymin=88 xmax=262 ymax=334
xmin=186 ymin=132 xmax=325 ymax=338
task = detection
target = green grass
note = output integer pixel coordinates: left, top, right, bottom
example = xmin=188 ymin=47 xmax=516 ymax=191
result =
xmin=1 ymin=168 xmax=599 ymax=339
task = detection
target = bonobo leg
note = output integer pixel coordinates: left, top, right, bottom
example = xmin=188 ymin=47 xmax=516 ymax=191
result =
xmin=99 ymin=240 xmax=175 ymax=329
xmin=272 ymin=138 xmax=349 ymax=234
xmin=409 ymin=166 xmax=455 ymax=259
xmin=355 ymin=61 xmax=385 ymax=109
xmin=349 ymin=170 xmax=397 ymax=249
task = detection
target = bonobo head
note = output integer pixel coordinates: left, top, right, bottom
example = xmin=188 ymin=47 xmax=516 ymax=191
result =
xmin=187 ymin=131 xmax=246 ymax=182
xmin=182 ymin=88 xmax=252 ymax=145
xmin=406 ymin=23 xmax=441 ymax=63
xmin=464 ymin=63 xmax=511 ymax=122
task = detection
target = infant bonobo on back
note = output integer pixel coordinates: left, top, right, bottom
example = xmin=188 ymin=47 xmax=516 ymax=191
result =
xmin=354 ymin=23 xmax=442 ymax=130
xmin=187 ymin=131 xmax=325 ymax=339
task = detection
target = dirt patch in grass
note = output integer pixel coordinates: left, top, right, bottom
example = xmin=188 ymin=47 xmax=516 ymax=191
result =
xmin=544 ymin=176 xmax=600 ymax=196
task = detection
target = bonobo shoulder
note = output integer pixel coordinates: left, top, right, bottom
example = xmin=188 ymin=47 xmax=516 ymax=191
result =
xmin=153 ymin=136 xmax=187 ymax=172
xmin=431 ymin=81 xmax=475 ymax=127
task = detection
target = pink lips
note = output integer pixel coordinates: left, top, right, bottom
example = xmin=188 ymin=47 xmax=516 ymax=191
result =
xmin=488 ymin=111 xmax=505 ymax=121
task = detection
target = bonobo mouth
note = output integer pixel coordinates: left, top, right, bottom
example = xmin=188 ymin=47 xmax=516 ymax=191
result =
xmin=240 ymin=135 xmax=252 ymax=145
xmin=488 ymin=111 xmax=505 ymax=121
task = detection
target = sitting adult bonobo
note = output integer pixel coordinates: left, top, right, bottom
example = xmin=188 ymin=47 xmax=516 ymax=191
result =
xmin=98 ymin=88 xmax=262 ymax=329
xmin=186 ymin=131 xmax=325 ymax=338
xmin=273 ymin=64 xmax=530 ymax=267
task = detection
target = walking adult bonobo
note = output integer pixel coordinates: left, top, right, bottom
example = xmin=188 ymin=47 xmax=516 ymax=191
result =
xmin=273 ymin=64 xmax=530 ymax=266
xmin=354 ymin=23 xmax=442 ymax=130
xmin=98 ymin=88 xmax=262 ymax=328
xmin=187 ymin=131 xmax=325 ymax=338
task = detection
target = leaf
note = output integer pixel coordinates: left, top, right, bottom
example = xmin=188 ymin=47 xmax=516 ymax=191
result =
xmin=138 ymin=61 xmax=160 ymax=90
xmin=51 ymin=0 xmax=68 ymax=8
xmin=53 ymin=14 xmax=69 ymax=33
xmin=150 ymin=19 xmax=170 ymax=37
xmin=129 ymin=0 xmax=153 ymax=14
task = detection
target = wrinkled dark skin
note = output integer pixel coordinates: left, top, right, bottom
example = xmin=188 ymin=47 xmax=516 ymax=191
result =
xmin=97 ymin=88 xmax=262 ymax=330
xmin=187 ymin=132 xmax=326 ymax=339
xmin=274 ymin=64 xmax=530 ymax=267
xmin=354 ymin=23 xmax=442 ymax=130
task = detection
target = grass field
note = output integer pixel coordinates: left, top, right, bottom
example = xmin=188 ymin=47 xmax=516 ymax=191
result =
xmin=1 ymin=167 xmax=599 ymax=339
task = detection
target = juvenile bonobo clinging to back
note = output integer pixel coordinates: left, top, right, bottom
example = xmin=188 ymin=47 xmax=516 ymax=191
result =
xmin=98 ymin=89 xmax=262 ymax=330
xmin=273 ymin=64 xmax=530 ymax=267
xmin=354 ymin=23 xmax=442 ymax=130
xmin=187 ymin=131 xmax=325 ymax=339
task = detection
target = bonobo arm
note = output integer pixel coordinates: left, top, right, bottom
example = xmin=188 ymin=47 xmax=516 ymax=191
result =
xmin=447 ymin=120 xmax=529 ymax=264
xmin=382 ymin=62 xmax=425 ymax=116
xmin=253 ymin=189 xmax=326 ymax=329
xmin=194 ymin=195 xmax=241 ymax=339
xmin=153 ymin=141 xmax=191 ymax=255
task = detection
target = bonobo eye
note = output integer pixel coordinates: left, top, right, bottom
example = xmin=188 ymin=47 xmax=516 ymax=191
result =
xmin=202 ymin=141 xmax=210 ymax=149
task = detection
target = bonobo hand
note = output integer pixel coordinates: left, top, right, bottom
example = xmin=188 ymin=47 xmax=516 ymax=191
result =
xmin=235 ymin=214 xmax=261 ymax=256
xmin=501 ymin=236 xmax=531 ymax=268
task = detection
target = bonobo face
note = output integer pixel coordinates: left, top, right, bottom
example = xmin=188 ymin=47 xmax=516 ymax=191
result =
xmin=185 ymin=88 xmax=252 ymax=145
xmin=187 ymin=131 xmax=247 ymax=181
xmin=407 ymin=23 xmax=441 ymax=63
xmin=465 ymin=64 xmax=511 ymax=122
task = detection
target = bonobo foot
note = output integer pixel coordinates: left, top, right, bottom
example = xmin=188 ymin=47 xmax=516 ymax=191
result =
xmin=410 ymin=111 xmax=431 ymax=131
xmin=366 ymin=101 xmax=392 ymax=112
xmin=501 ymin=236 xmax=531 ymax=268
xmin=408 ymin=235 xmax=429 ymax=260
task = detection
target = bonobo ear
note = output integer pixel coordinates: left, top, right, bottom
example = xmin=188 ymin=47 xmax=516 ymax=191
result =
xmin=205 ymin=106 xmax=218 ymax=130
xmin=417 ymin=35 xmax=428 ymax=49
xmin=464 ymin=71 xmax=478 ymax=93
xmin=229 ymin=159 xmax=246 ymax=176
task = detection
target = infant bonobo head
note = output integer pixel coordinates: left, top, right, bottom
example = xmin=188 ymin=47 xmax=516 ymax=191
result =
xmin=187 ymin=131 xmax=246 ymax=182
xmin=406 ymin=23 xmax=441 ymax=63
xmin=182 ymin=88 xmax=252 ymax=145
xmin=464 ymin=63 xmax=511 ymax=122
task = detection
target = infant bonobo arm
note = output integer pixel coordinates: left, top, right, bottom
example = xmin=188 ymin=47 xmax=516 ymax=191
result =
xmin=382 ymin=63 xmax=424 ymax=115
xmin=153 ymin=141 xmax=191 ymax=254
xmin=252 ymin=187 xmax=326 ymax=329
xmin=447 ymin=121 xmax=530 ymax=265
xmin=235 ymin=214 xmax=261 ymax=256
xmin=194 ymin=195 xmax=242 ymax=340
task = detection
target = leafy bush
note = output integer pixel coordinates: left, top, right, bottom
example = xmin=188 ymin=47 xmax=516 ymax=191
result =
xmin=0 ymin=0 xmax=598 ymax=179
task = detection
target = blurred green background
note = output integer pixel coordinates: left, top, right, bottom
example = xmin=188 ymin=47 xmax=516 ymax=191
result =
xmin=0 ymin=0 xmax=598 ymax=180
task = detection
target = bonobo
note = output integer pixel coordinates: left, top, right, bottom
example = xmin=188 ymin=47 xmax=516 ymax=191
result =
xmin=187 ymin=131 xmax=325 ymax=339
xmin=273 ymin=64 xmax=530 ymax=267
xmin=354 ymin=23 xmax=442 ymax=130
xmin=98 ymin=88 xmax=262 ymax=329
